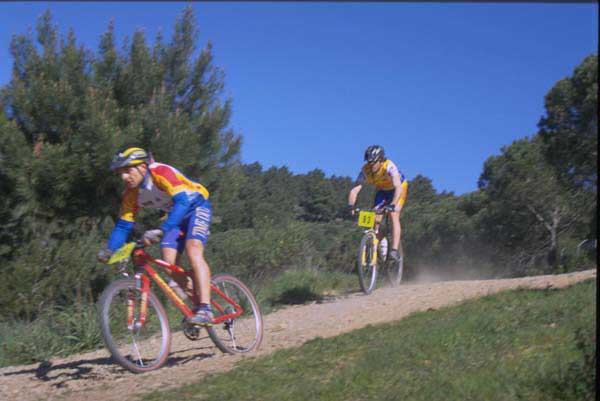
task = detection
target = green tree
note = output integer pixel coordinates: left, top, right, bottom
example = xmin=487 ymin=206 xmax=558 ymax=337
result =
xmin=478 ymin=136 xmax=585 ymax=273
xmin=538 ymin=53 xmax=597 ymax=240
xmin=0 ymin=114 xmax=29 ymax=259
xmin=538 ymin=54 xmax=598 ymax=192
xmin=406 ymin=174 xmax=437 ymax=205
xmin=0 ymin=6 xmax=241 ymax=317
xmin=300 ymin=169 xmax=347 ymax=222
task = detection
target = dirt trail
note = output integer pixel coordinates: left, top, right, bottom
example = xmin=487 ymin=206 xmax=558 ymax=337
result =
xmin=0 ymin=269 xmax=596 ymax=401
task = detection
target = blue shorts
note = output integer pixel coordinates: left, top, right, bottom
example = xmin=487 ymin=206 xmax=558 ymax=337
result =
xmin=161 ymin=199 xmax=212 ymax=253
xmin=373 ymin=182 xmax=408 ymax=208
xmin=373 ymin=189 xmax=395 ymax=208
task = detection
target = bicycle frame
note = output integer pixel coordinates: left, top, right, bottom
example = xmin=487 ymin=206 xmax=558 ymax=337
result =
xmin=127 ymin=247 xmax=243 ymax=329
xmin=375 ymin=212 xmax=390 ymax=242
xmin=356 ymin=207 xmax=390 ymax=232
xmin=356 ymin=208 xmax=390 ymax=258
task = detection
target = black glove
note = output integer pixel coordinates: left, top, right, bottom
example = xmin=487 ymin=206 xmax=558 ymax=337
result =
xmin=143 ymin=229 xmax=164 ymax=244
xmin=97 ymin=248 xmax=113 ymax=264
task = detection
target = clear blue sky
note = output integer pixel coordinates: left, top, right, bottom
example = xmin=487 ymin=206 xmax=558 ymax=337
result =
xmin=0 ymin=2 xmax=597 ymax=195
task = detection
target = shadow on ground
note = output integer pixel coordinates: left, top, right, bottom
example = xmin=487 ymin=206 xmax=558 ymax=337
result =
xmin=1 ymin=344 xmax=216 ymax=388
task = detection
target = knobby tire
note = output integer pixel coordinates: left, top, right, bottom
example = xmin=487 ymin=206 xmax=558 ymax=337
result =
xmin=98 ymin=278 xmax=171 ymax=373
xmin=357 ymin=233 xmax=377 ymax=294
xmin=207 ymin=274 xmax=263 ymax=354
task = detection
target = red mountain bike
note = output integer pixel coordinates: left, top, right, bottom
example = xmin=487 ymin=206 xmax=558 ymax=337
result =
xmin=97 ymin=239 xmax=263 ymax=373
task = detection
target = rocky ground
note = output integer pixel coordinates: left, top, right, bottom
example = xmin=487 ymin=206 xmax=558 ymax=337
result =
xmin=0 ymin=268 xmax=595 ymax=401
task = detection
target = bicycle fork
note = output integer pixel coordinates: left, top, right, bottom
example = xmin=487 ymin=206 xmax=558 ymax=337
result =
xmin=127 ymin=272 xmax=151 ymax=330
xmin=362 ymin=231 xmax=379 ymax=266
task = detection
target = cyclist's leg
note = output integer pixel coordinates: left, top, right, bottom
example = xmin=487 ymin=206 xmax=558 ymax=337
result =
xmin=161 ymin=219 xmax=196 ymax=299
xmin=184 ymin=200 xmax=213 ymax=312
xmin=390 ymin=210 xmax=401 ymax=251
xmin=390 ymin=181 xmax=408 ymax=252
xmin=186 ymin=240 xmax=211 ymax=305
xmin=373 ymin=190 xmax=389 ymax=239
xmin=161 ymin=223 xmax=187 ymax=263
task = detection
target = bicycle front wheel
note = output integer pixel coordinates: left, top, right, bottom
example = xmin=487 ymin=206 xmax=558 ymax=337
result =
xmin=388 ymin=242 xmax=404 ymax=287
xmin=357 ymin=232 xmax=377 ymax=294
xmin=207 ymin=274 xmax=263 ymax=354
xmin=98 ymin=278 xmax=171 ymax=373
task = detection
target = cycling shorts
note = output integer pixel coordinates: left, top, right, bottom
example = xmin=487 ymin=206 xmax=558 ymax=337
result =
xmin=161 ymin=199 xmax=212 ymax=252
xmin=373 ymin=181 xmax=408 ymax=209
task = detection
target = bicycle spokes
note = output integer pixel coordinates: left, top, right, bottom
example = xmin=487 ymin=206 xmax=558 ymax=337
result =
xmin=99 ymin=279 xmax=171 ymax=373
xmin=357 ymin=233 xmax=378 ymax=294
xmin=223 ymin=310 xmax=238 ymax=350
xmin=207 ymin=274 xmax=263 ymax=354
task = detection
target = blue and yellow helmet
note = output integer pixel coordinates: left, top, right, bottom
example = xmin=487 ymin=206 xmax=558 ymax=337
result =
xmin=110 ymin=147 xmax=150 ymax=171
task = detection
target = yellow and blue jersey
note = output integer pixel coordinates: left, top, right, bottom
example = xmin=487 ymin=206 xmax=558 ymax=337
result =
xmin=356 ymin=159 xmax=406 ymax=190
xmin=357 ymin=159 xmax=408 ymax=207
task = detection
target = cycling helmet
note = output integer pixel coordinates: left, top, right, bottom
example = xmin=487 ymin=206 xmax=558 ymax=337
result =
xmin=364 ymin=145 xmax=385 ymax=164
xmin=110 ymin=147 xmax=150 ymax=171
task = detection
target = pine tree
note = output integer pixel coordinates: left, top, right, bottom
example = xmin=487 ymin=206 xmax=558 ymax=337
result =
xmin=0 ymin=6 xmax=241 ymax=316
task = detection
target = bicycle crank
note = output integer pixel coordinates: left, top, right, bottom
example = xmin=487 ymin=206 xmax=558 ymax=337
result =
xmin=182 ymin=318 xmax=202 ymax=341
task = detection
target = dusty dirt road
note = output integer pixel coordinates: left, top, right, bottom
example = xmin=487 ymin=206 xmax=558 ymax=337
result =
xmin=0 ymin=269 xmax=595 ymax=401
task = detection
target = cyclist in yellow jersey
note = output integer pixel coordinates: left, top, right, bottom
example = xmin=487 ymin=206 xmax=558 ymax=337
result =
xmin=347 ymin=145 xmax=408 ymax=262
xmin=97 ymin=147 xmax=214 ymax=326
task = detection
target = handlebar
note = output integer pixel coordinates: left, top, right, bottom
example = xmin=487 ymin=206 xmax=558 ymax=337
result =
xmin=353 ymin=207 xmax=385 ymax=215
xmin=352 ymin=206 xmax=396 ymax=215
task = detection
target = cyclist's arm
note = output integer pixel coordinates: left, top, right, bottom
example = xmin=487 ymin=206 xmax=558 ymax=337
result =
xmin=349 ymin=170 xmax=367 ymax=206
xmin=160 ymin=192 xmax=190 ymax=232
xmin=107 ymin=219 xmax=134 ymax=251
xmin=390 ymin=173 xmax=404 ymax=207
xmin=107 ymin=188 xmax=138 ymax=251
xmin=348 ymin=184 xmax=363 ymax=206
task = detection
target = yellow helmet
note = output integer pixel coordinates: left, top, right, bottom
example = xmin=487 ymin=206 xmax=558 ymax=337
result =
xmin=110 ymin=147 xmax=150 ymax=171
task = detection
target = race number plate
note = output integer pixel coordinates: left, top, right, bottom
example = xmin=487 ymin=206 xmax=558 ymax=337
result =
xmin=357 ymin=211 xmax=376 ymax=228
xmin=107 ymin=242 xmax=136 ymax=264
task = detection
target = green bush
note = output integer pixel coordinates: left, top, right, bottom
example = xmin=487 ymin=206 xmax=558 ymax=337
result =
xmin=0 ymin=304 xmax=102 ymax=367
xmin=256 ymin=268 xmax=356 ymax=309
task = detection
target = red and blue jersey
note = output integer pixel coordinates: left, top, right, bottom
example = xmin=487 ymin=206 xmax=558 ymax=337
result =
xmin=107 ymin=162 xmax=209 ymax=251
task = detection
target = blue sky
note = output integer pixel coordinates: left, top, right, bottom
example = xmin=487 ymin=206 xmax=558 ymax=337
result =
xmin=0 ymin=2 xmax=597 ymax=195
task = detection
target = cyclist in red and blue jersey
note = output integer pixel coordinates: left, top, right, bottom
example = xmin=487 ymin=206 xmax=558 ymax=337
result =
xmin=97 ymin=147 xmax=214 ymax=326
xmin=347 ymin=145 xmax=408 ymax=263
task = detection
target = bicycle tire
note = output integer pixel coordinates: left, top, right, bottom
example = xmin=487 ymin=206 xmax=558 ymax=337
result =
xmin=357 ymin=232 xmax=377 ymax=294
xmin=98 ymin=278 xmax=171 ymax=373
xmin=207 ymin=274 xmax=263 ymax=354
xmin=388 ymin=242 xmax=404 ymax=287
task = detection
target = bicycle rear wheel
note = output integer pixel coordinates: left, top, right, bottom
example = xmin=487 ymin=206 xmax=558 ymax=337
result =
xmin=207 ymin=274 xmax=263 ymax=354
xmin=98 ymin=278 xmax=171 ymax=373
xmin=388 ymin=242 xmax=404 ymax=286
xmin=357 ymin=232 xmax=377 ymax=294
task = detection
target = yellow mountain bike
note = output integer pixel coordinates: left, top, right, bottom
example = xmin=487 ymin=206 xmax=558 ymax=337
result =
xmin=354 ymin=207 xmax=404 ymax=294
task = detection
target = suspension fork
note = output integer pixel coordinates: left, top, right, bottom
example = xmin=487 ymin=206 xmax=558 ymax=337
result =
xmin=128 ymin=272 xmax=151 ymax=330
xmin=362 ymin=229 xmax=379 ymax=266
xmin=371 ymin=231 xmax=379 ymax=265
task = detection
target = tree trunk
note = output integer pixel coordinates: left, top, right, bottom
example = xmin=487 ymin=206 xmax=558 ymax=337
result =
xmin=547 ymin=206 xmax=561 ymax=271
xmin=527 ymin=204 xmax=561 ymax=272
